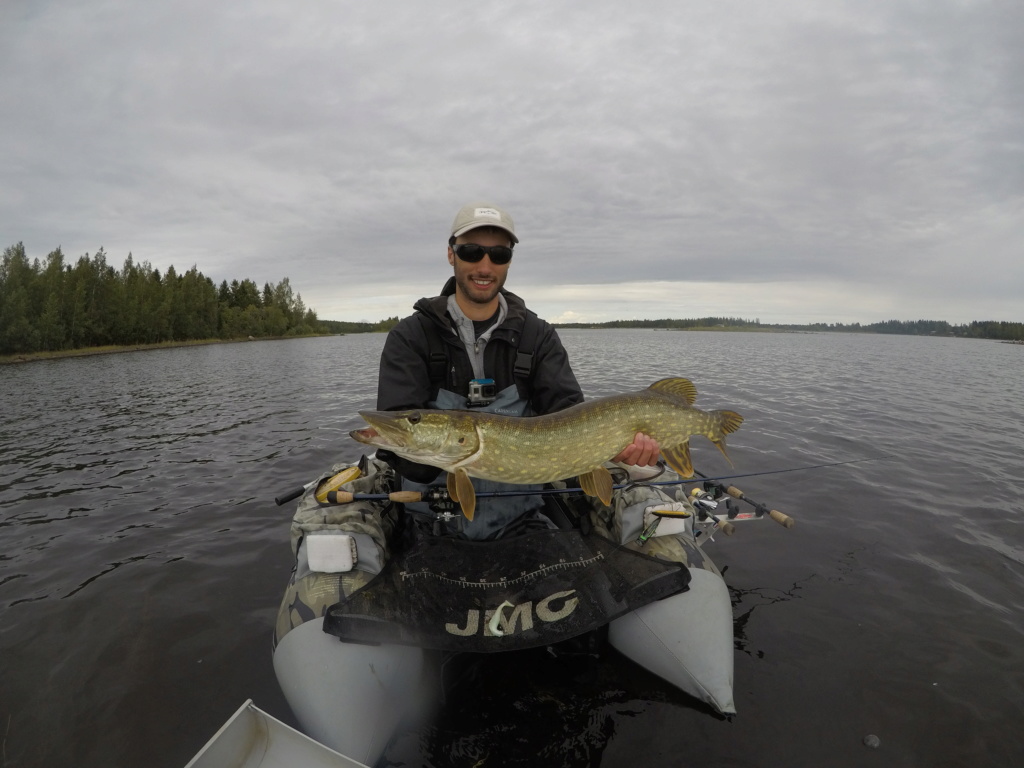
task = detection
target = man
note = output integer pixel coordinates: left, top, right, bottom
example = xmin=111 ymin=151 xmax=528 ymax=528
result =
xmin=375 ymin=202 xmax=659 ymax=537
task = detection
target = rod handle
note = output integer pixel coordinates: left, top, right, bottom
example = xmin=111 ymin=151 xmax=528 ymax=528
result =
xmin=390 ymin=491 xmax=424 ymax=502
xmin=720 ymin=520 xmax=736 ymax=536
xmin=275 ymin=486 xmax=307 ymax=506
xmin=327 ymin=490 xmax=423 ymax=504
xmin=769 ymin=509 xmax=795 ymax=528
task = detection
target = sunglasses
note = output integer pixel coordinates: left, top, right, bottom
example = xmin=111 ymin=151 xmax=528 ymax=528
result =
xmin=452 ymin=243 xmax=514 ymax=265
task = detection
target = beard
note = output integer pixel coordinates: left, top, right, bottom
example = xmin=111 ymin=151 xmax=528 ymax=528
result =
xmin=454 ymin=267 xmax=506 ymax=305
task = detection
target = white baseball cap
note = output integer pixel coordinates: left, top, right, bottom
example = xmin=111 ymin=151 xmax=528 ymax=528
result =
xmin=450 ymin=203 xmax=518 ymax=244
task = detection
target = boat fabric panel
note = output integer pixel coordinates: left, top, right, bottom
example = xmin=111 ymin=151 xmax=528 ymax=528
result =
xmin=322 ymin=527 xmax=691 ymax=653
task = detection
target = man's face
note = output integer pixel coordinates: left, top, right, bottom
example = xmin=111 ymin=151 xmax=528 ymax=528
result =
xmin=448 ymin=227 xmax=512 ymax=307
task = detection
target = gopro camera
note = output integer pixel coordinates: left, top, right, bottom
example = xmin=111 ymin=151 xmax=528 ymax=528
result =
xmin=467 ymin=378 xmax=497 ymax=407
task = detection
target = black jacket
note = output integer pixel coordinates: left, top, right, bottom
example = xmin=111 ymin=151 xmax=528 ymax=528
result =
xmin=376 ymin=278 xmax=584 ymax=481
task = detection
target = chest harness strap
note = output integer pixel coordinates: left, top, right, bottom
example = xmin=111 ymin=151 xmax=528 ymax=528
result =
xmin=416 ymin=310 xmax=541 ymax=401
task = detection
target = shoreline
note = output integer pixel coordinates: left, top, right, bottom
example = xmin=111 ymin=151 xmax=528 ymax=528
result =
xmin=4 ymin=328 xmax=1013 ymax=366
xmin=0 ymin=335 xmax=337 ymax=366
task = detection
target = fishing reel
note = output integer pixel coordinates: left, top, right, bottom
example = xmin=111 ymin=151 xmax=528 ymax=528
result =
xmin=698 ymin=481 xmax=742 ymax=519
xmin=689 ymin=487 xmax=721 ymax=517
xmin=689 ymin=487 xmax=741 ymax=538
xmin=421 ymin=487 xmax=464 ymax=534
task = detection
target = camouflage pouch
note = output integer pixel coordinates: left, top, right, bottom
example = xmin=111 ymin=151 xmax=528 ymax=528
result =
xmin=275 ymin=455 xmax=401 ymax=645
xmin=584 ymin=469 xmax=717 ymax=573
xmin=289 ymin=454 xmax=399 ymax=564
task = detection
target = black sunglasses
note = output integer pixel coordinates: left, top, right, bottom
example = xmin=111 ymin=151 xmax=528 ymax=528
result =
xmin=452 ymin=243 xmax=514 ymax=265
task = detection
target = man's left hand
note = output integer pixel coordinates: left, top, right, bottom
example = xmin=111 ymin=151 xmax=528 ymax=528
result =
xmin=612 ymin=432 xmax=660 ymax=467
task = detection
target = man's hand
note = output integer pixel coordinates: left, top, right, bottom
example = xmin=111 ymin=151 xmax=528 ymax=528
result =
xmin=612 ymin=432 xmax=660 ymax=467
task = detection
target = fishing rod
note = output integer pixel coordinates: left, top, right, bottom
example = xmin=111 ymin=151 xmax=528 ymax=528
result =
xmin=311 ymin=478 xmax=795 ymax=529
xmin=277 ymin=455 xmax=892 ymax=532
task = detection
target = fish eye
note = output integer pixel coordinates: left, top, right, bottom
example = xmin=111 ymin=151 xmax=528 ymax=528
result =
xmin=457 ymin=437 xmax=466 ymax=445
xmin=407 ymin=412 xmax=421 ymax=424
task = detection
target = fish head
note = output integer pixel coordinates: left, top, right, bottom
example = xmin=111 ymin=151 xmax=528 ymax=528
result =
xmin=351 ymin=409 xmax=480 ymax=468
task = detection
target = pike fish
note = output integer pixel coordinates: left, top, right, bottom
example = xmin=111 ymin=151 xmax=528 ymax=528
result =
xmin=351 ymin=377 xmax=743 ymax=521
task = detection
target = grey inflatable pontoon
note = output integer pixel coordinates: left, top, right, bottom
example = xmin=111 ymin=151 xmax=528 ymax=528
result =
xmin=268 ymin=458 xmax=759 ymax=764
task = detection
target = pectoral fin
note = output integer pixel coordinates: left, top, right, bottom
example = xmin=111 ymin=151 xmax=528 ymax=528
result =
xmin=446 ymin=471 xmax=460 ymax=501
xmin=661 ymin=441 xmax=694 ymax=478
xmin=579 ymin=466 xmax=614 ymax=506
xmin=452 ymin=467 xmax=477 ymax=521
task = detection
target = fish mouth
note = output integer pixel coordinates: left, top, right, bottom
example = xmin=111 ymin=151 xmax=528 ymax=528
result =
xmin=350 ymin=427 xmax=380 ymax=444
xmin=349 ymin=411 xmax=411 ymax=449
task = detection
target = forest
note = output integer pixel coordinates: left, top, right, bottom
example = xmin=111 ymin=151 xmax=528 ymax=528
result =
xmin=0 ymin=243 xmax=325 ymax=355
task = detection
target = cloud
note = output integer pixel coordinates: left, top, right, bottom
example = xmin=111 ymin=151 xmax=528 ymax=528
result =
xmin=2 ymin=0 xmax=1022 ymax=324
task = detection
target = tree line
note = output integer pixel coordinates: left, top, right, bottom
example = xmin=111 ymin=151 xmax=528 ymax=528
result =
xmin=773 ymin=319 xmax=1024 ymax=340
xmin=0 ymin=242 xmax=326 ymax=355
xmin=556 ymin=316 xmax=760 ymax=330
xmin=321 ymin=317 xmax=400 ymax=334
xmin=553 ymin=316 xmax=1024 ymax=340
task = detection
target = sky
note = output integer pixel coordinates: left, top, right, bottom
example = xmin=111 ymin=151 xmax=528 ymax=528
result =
xmin=2 ymin=0 xmax=1022 ymax=325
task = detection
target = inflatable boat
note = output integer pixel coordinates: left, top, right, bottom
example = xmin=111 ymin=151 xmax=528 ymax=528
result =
xmin=266 ymin=454 xmax=781 ymax=766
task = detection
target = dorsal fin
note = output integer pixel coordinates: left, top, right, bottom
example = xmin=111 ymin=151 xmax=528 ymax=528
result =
xmin=648 ymin=377 xmax=698 ymax=406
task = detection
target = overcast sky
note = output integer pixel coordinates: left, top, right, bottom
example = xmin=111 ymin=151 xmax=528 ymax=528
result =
xmin=3 ymin=0 xmax=1022 ymax=324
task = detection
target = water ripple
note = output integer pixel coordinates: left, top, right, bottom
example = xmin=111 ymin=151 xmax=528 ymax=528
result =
xmin=2 ymin=331 xmax=1023 ymax=766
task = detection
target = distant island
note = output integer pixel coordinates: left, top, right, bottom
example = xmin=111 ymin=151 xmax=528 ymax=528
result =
xmin=326 ymin=316 xmax=1024 ymax=340
xmin=549 ymin=316 xmax=1024 ymax=340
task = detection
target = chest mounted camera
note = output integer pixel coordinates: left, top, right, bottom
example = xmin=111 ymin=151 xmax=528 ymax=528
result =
xmin=467 ymin=378 xmax=497 ymax=407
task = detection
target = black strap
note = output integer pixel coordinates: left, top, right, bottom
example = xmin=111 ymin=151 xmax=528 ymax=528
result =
xmin=415 ymin=308 xmax=541 ymax=398
xmin=512 ymin=311 xmax=540 ymax=393
xmin=417 ymin=312 xmax=449 ymax=395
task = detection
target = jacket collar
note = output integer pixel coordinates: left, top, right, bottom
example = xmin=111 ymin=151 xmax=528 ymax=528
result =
xmin=414 ymin=279 xmax=528 ymax=339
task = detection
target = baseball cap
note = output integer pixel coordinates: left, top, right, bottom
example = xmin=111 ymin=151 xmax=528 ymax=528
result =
xmin=450 ymin=203 xmax=518 ymax=244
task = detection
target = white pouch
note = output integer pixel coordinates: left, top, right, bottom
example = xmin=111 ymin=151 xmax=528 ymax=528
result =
xmin=642 ymin=502 xmax=692 ymax=538
xmin=306 ymin=532 xmax=358 ymax=573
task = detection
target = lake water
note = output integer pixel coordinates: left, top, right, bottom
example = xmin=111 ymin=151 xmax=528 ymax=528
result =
xmin=1 ymin=330 xmax=1022 ymax=767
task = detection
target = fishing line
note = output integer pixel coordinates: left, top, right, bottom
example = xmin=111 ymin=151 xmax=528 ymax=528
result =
xmin=649 ymin=454 xmax=898 ymax=488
